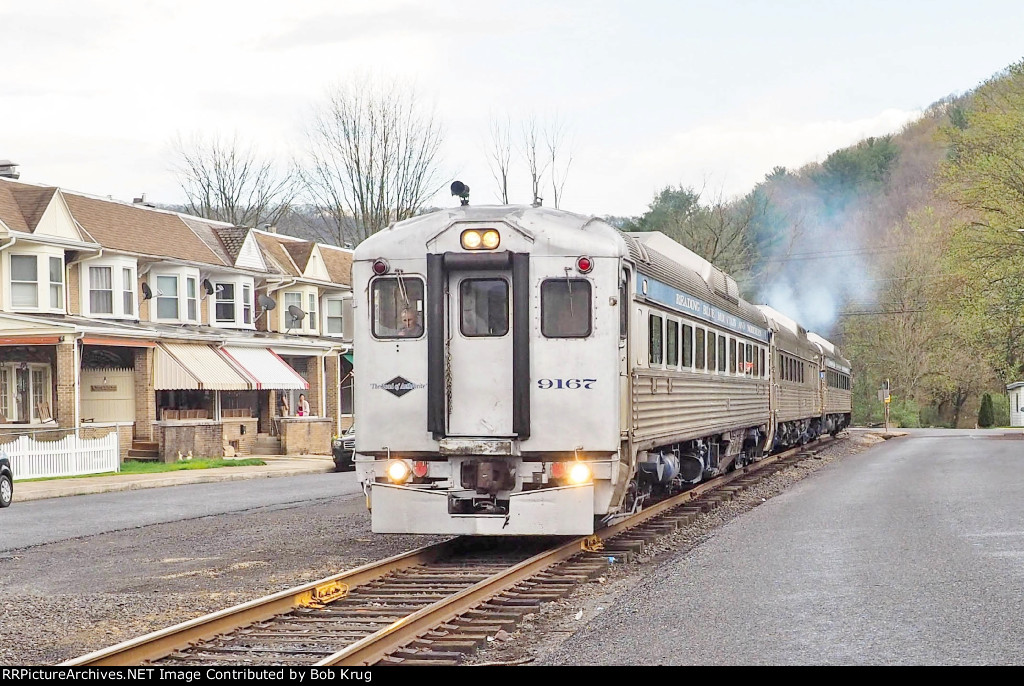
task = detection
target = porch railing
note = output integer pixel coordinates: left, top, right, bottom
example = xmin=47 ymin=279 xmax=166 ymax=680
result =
xmin=2 ymin=427 xmax=120 ymax=480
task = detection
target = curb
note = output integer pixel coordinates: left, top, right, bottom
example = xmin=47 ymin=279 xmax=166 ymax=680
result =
xmin=14 ymin=462 xmax=337 ymax=503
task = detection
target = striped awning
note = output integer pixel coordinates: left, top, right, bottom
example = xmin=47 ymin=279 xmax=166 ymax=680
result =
xmin=155 ymin=343 xmax=253 ymax=391
xmin=219 ymin=346 xmax=309 ymax=390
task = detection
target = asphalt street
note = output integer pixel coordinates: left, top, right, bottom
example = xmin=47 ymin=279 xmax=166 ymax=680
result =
xmin=543 ymin=430 xmax=1024 ymax=665
xmin=1 ymin=470 xmax=363 ymax=552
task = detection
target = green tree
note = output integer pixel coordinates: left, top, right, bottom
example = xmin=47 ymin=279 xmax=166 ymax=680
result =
xmin=941 ymin=59 xmax=1024 ymax=383
xmin=626 ymin=185 xmax=763 ymax=282
xmin=978 ymin=393 xmax=995 ymax=427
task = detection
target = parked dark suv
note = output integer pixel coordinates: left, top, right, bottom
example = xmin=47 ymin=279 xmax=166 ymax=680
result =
xmin=332 ymin=425 xmax=355 ymax=472
xmin=0 ymin=452 xmax=12 ymax=508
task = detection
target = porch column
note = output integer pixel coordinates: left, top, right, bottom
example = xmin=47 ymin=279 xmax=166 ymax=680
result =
xmin=325 ymin=354 xmax=341 ymax=434
xmin=306 ymin=356 xmax=324 ymax=416
xmin=134 ymin=347 xmax=156 ymax=440
xmin=56 ymin=341 xmax=76 ymax=428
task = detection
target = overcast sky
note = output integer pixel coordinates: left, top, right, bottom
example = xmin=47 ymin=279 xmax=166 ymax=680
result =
xmin=2 ymin=0 xmax=1023 ymax=219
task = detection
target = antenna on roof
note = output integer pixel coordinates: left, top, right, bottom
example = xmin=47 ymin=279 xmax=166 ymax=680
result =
xmin=451 ymin=181 xmax=470 ymax=206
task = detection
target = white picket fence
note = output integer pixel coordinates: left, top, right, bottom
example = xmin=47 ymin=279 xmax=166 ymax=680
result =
xmin=2 ymin=428 xmax=120 ymax=480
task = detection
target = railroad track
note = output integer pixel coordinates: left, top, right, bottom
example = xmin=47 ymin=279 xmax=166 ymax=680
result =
xmin=64 ymin=435 xmax=843 ymax=667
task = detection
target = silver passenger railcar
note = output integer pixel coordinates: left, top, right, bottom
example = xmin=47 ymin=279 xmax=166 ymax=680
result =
xmin=353 ymin=205 xmax=850 ymax=536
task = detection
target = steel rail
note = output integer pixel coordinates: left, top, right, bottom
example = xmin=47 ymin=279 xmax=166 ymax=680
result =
xmin=61 ymin=538 xmax=466 ymax=666
xmin=324 ymin=436 xmax=836 ymax=665
xmin=64 ymin=435 xmax=839 ymax=667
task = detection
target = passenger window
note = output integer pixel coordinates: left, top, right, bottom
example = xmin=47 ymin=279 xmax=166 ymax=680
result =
xmin=459 ymin=279 xmax=509 ymax=337
xmin=729 ymin=338 xmax=737 ymax=374
xmin=695 ymin=329 xmax=705 ymax=370
xmin=718 ymin=335 xmax=726 ymax=372
xmin=541 ymin=279 xmax=591 ymax=338
xmin=707 ymin=332 xmax=716 ymax=372
xmin=372 ymin=276 xmax=425 ymax=339
xmin=649 ymin=314 xmax=663 ymax=365
xmin=760 ymin=349 xmax=765 ymax=378
xmin=667 ymin=320 xmax=679 ymax=367
xmin=682 ymin=325 xmax=693 ymax=368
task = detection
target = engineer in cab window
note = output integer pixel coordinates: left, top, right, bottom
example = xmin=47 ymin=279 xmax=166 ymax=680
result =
xmin=398 ymin=307 xmax=423 ymax=337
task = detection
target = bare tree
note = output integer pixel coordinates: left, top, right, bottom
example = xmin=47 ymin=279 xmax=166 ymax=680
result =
xmin=301 ymin=76 xmax=445 ymax=245
xmin=520 ymin=115 xmax=549 ymax=207
xmin=173 ymin=133 xmax=296 ymax=227
xmin=486 ymin=115 xmax=513 ymax=204
xmin=545 ymin=115 xmax=574 ymax=209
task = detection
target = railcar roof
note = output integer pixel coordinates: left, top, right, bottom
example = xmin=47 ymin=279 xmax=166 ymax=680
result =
xmin=353 ymin=205 xmax=628 ymax=260
xmin=619 ymin=231 xmax=767 ymax=332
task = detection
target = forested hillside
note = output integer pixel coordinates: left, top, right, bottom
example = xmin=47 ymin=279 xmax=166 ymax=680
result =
xmin=626 ymin=59 xmax=1024 ymax=427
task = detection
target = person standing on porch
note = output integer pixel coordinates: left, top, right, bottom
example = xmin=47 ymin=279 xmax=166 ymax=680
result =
xmin=298 ymin=394 xmax=310 ymax=417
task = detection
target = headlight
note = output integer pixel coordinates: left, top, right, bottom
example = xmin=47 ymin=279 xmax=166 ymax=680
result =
xmin=332 ymin=439 xmax=342 ymax=448
xmin=461 ymin=228 xmax=500 ymax=250
xmin=568 ymin=463 xmax=592 ymax=485
xmin=386 ymin=460 xmax=412 ymax=484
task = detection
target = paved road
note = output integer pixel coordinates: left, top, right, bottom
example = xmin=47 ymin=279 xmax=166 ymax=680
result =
xmin=1 ymin=471 xmax=364 ymax=552
xmin=544 ymin=430 xmax=1024 ymax=665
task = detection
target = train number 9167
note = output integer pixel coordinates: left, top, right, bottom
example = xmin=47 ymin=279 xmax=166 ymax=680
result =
xmin=537 ymin=378 xmax=597 ymax=390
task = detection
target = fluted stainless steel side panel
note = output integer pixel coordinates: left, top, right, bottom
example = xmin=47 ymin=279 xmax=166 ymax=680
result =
xmin=631 ymin=370 xmax=770 ymax=448
xmin=776 ymin=381 xmax=821 ymax=422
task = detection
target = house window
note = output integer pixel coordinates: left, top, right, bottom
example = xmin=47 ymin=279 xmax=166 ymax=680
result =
xmin=11 ymin=255 xmax=38 ymax=307
xmin=186 ymin=277 xmax=198 ymax=321
xmin=215 ymin=283 xmax=235 ymax=322
xmin=308 ymin=293 xmax=318 ymax=330
xmin=49 ymin=257 xmax=63 ymax=309
xmin=0 ymin=368 xmax=8 ymax=420
xmin=285 ymin=292 xmax=304 ymax=329
xmin=3 ymin=364 xmax=51 ymax=422
xmin=326 ymin=299 xmax=343 ymax=335
xmin=123 ymin=268 xmax=134 ymax=316
xmin=242 ymin=284 xmax=252 ymax=325
xmin=89 ymin=266 xmax=114 ymax=314
xmin=156 ymin=275 xmax=179 ymax=319
xmin=32 ymin=368 xmax=46 ymax=417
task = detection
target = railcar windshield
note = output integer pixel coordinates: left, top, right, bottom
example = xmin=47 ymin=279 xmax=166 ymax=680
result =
xmin=460 ymin=278 xmax=509 ymax=337
xmin=541 ymin=279 xmax=591 ymax=337
xmin=372 ymin=276 xmax=425 ymax=338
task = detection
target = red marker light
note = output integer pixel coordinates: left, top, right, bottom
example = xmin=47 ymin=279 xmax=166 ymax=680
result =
xmin=550 ymin=462 xmax=567 ymax=479
xmin=576 ymin=256 xmax=593 ymax=274
xmin=372 ymin=259 xmax=389 ymax=275
xmin=413 ymin=461 xmax=429 ymax=478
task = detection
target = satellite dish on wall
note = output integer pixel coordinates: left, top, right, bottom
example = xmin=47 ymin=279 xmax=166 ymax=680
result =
xmin=202 ymin=279 xmax=215 ymax=296
xmin=141 ymin=282 xmax=153 ymax=300
xmin=287 ymin=305 xmax=306 ymax=322
xmin=258 ymin=294 xmax=277 ymax=311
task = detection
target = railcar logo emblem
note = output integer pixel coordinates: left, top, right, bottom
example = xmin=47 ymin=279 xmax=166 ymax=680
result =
xmin=373 ymin=376 xmax=424 ymax=398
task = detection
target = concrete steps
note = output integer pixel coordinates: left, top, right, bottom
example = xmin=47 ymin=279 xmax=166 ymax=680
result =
xmin=127 ymin=440 xmax=159 ymax=461
xmin=254 ymin=433 xmax=282 ymax=455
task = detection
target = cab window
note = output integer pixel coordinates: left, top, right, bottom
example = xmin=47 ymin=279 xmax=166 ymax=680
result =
xmin=541 ymin=279 xmax=592 ymax=338
xmin=460 ymin=279 xmax=509 ymax=337
xmin=372 ymin=276 xmax=424 ymax=339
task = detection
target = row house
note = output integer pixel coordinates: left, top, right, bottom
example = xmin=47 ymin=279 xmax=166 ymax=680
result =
xmin=0 ymin=176 xmax=354 ymax=461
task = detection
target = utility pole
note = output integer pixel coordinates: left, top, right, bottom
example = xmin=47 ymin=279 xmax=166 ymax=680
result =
xmin=884 ymin=378 xmax=891 ymax=433
xmin=879 ymin=379 xmax=891 ymax=432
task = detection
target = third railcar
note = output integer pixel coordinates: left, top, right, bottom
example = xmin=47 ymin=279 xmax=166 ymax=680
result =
xmin=354 ymin=205 xmax=850 ymax=535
